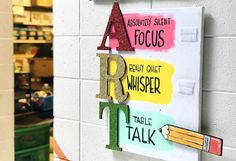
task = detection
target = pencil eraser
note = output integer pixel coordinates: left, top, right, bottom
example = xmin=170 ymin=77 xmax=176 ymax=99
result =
xmin=209 ymin=137 xmax=223 ymax=156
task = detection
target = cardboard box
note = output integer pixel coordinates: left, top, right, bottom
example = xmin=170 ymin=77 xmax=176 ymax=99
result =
xmin=41 ymin=12 xmax=53 ymax=25
xmin=13 ymin=15 xmax=25 ymax=23
xmin=13 ymin=6 xmax=25 ymax=16
xmin=31 ymin=58 xmax=53 ymax=77
xmin=24 ymin=11 xmax=31 ymax=23
xmin=13 ymin=11 xmax=30 ymax=24
xmin=32 ymin=0 xmax=52 ymax=7
xmin=13 ymin=0 xmax=31 ymax=6
xmin=31 ymin=12 xmax=42 ymax=24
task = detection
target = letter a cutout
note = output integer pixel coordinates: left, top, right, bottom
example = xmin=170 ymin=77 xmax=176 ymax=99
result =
xmin=97 ymin=2 xmax=134 ymax=51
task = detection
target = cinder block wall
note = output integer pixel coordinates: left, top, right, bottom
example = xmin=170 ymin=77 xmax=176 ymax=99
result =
xmin=53 ymin=0 xmax=236 ymax=161
xmin=0 ymin=0 xmax=14 ymax=161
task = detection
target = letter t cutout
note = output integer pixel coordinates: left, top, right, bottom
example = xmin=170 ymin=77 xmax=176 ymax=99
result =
xmin=99 ymin=102 xmax=129 ymax=151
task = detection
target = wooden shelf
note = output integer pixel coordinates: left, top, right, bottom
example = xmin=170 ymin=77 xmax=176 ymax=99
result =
xmin=12 ymin=4 xmax=52 ymax=9
xmin=24 ymin=5 xmax=52 ymax=9
xmin=14 ymin=40 xmax=52 ymax=44
xmin=14 ymin=53 xmax=35 ymax=59
xmin=15 ymin=111 xmax=37 ymax=118
xmin=12 ymin=3 xmax=31 ymax=7
xmin=24 ymin=22 xmax=53 ymax=26
xmin=14 ymin=22 xmax=53 ymax=26
xmin=15 ymin=71 xmax=31 ymax=74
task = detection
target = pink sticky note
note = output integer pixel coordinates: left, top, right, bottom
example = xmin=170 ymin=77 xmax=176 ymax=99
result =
xmin=110 ymin=14 xmax=176 ymax=52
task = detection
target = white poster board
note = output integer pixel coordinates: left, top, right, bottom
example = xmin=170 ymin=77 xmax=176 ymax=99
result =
xmin=107 ymin=7 xmax=204 ymax=161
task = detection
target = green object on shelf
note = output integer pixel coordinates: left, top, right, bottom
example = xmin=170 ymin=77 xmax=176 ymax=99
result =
xmin=15 ymin=123 xmax=50 ymax=151
xmin=15 ymin=144 xmax=49 ymax=161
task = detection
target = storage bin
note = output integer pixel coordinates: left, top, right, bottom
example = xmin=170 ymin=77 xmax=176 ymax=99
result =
xmin=32 ymin=96 xmax=53 ymax=111
xmin=15 ymin=123 xmax=50 ymax=151
xmin=15 ymin=144 xmax=49 ymax=161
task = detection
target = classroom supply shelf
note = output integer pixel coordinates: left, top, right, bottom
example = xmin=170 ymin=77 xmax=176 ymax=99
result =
xmin=15 ymin=144 xmax=49 ymax=161
xmin=14 ymin=40 xmax=52 ymax=44
xmin=15 ymin=123 xmax=50 ymax=151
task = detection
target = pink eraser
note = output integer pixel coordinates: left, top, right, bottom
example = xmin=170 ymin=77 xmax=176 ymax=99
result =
xmin=209 ymin=137 xmax=223 ymax=156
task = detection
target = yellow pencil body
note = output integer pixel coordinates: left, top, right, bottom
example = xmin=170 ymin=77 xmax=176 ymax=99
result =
xmin=168 ymin=126 xmax=204 ymax=150
xmin=160 ymin=124 xmax=223 ymax=156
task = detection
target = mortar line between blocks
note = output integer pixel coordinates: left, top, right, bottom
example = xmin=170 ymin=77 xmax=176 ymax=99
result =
xmin=80 ymin=78 xmax=99 ymax=82
xmin=53 ymin=35 xmax=80 ymax=37
xmin=81 ymin=121 xmax=107 ymax=129
xmin=78 ymin=0 xmax=81 ymax=155
xmin=205 ymin=35 xmax=236 ymax=38
xmin=54 ymin=76 xmax=99 ymax=82
xmin=78 ymin=43 xmax=81 ymax=161
xmin=0 ymin=138 xmax=14 ymax=143
xmin=0 ymin=63 xmax=13 ymax=67
xmin=54 ymin=35 xmax=103 ymax=38
xmin=79 ymin=1 xmax=81 ymax=159
xmin=224 ymin=146 xmax=236 ymax=151
xmin=0 ymin=37 xmax=13 ymax=40
xmin=79 ymin=47 xmax=81 ymax=161
xmin=0 ymin=89 xmax=13 ymax=92
xmin=0 ymin=63 xmax=14 ymax=65
xmin=0 ymin=11 xmax=12 ymax=15
xmin=54 ymin=76 xmax=80 ymax=80
xmin=0 ymin=113 xmax=14 ymax=117
xmin=79 ymin=41 xmax=81 ymax=120
xmin=0 ymin=114 xmax=14 ymax=119
xmin=78 ymin=0 xmax=80 ymax=37
xmin=203 ymin=89 xmax=236 ymax=95
xmin=0 ymin=136 xmax=15 ymax=143
xmin=54 ymin=116 xmax=80 ymax=122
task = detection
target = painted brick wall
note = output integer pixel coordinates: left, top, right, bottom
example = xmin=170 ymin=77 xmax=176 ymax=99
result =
xmin=0 ymin=0 xmax=14 ymax=161
xmin=53 ymin=0 xmax=236 ymax=161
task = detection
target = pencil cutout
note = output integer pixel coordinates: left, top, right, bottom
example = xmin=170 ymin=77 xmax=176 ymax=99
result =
xmin=160 ymin=125 xmax=223 ymax=156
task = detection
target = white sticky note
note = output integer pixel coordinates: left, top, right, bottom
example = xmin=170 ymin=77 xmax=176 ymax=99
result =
xmin=178 ymin=80 xmax=195 ymax=95
xmin=180 ymin=27 xmax=198 ymax=42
